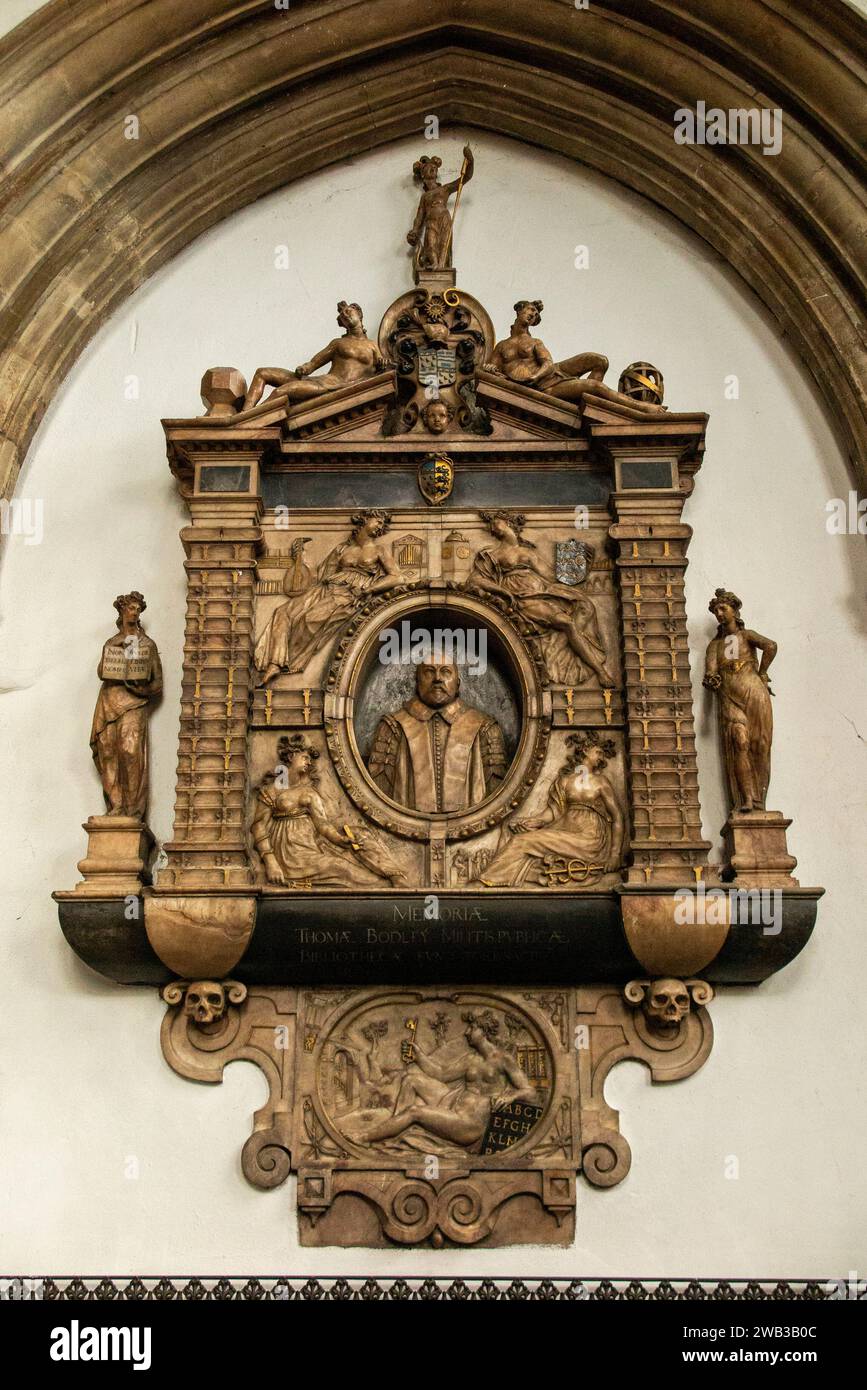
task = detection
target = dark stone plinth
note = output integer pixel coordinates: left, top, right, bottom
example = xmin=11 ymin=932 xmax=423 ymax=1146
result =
xmin=57 ymin=899 xmax=171 ymax=985
xmin=698 ymin=890 xmax=821 ymax=983
xmin=56 ymin=890 xmax=819 ymax=987
xmin=247 ymin=893 xmax=629 ymax=985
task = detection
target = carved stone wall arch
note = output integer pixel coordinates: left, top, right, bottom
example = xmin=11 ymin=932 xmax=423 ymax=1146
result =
xmin=1 ymin=0 xmax=865 ymax=503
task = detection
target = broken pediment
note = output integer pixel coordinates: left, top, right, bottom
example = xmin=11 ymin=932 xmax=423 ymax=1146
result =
xmin=166 ymin=278 xmax=711 ymax=468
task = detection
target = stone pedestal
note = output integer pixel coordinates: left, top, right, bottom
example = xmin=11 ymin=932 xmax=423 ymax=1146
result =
xmin=415 ymin=267 xmax=457 ymax=290
xmin=722 ymin=811 xmax=799 ymax=887
xmin=71 ymin=816 xmax=154 ymax=896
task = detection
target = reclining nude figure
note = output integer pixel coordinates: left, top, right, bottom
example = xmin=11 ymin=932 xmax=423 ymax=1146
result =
xmin=485 ymin=300 xmax=666 ymax=417
xmin=361 ymin=1011 xmax=536 ymax=1148
xmin=242 ymin=301 xmax=384 ymax=411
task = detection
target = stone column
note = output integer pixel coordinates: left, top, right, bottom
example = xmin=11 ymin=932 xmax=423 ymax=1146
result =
xmin=608 ymin=487 xmax=712 ymax=886
xmin=159 ymin=446 xmax=264 ymax=891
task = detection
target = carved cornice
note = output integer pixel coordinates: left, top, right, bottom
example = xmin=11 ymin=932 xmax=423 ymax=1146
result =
xmin=1 ymin=1 xmax=865 ymax=499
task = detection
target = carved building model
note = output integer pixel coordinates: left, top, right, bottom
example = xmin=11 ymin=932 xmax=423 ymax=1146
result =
xmin=54 ymin=152 xmax=822 ymax=1250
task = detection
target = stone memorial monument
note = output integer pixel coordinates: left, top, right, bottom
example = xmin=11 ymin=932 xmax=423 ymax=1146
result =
xmin=54 ymin=147 xmax=822 ymax=1250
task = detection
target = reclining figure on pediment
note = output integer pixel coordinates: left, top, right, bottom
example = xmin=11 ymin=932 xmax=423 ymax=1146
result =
xmin=242 ymin=301 xmax=385 ymax=412
xmin=484 ymin=300 xmax=666 ymax=418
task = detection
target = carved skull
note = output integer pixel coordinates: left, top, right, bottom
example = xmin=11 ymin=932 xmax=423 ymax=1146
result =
xmin=645 ymin=978 xmax=690 ymax=1029
xmin=184 ymin=982 xmax=226 ymax=1027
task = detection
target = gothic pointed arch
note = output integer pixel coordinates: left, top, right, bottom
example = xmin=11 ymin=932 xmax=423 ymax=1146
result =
xmin=1 ymin=0 xmax=864 ymax=498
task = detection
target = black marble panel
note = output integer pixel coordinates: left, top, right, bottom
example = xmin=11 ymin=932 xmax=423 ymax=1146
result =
xmin=198 ymin=464 xmax=252 ymax=492
xmin=618 ymin=460 xmax=675 ymax=489
xmin=261 ymin=468 xmax=612 ymax=511
xmin=247 ymin=893 xmax=630 ymax=984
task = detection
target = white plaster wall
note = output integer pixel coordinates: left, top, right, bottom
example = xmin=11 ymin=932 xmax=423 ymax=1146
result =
xmin=0 ymin=1 xmax=48 ymax=36
xmin=1 ymin=131 xmax=865 ymax=1281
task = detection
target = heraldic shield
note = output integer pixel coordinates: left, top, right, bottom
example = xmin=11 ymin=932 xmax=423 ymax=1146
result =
xmin=417 ymin=453 xmax=454 ymax=505
xmin=418 ymin=345 xmax=457 ymax=389
xmin=555 ymin=538 xmax=594 ymax=586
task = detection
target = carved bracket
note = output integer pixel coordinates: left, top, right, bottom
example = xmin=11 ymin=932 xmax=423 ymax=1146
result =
xmin=576 ymin=983 xmax=714 ymax=1188
xmin=160 ymin=981 xmax=714 ymax=1247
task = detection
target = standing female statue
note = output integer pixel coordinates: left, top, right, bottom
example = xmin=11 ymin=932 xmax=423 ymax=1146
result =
xmin=406 ymin=146 xmax=474 ymax=276
xmin=485 ymin=300 xmax=666 ymax=416
xmin=469 ymin=510 xmax=615 ymax=687
xmin=90 ymin=591 xmax=162 ymax=819
xmin=254 ymin=509 xmax=403 ymax=684
xmin=702 ymin=588 xmax=776 ymax=813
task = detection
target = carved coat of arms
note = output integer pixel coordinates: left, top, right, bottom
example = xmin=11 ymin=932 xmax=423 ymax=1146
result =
xmin=417 ymin=345 xmax=457 ymax=390
xmin=418 ymin=453 xmax=454 ymax=505
xmin=555 ymin=538 xmax=593 ymax=586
